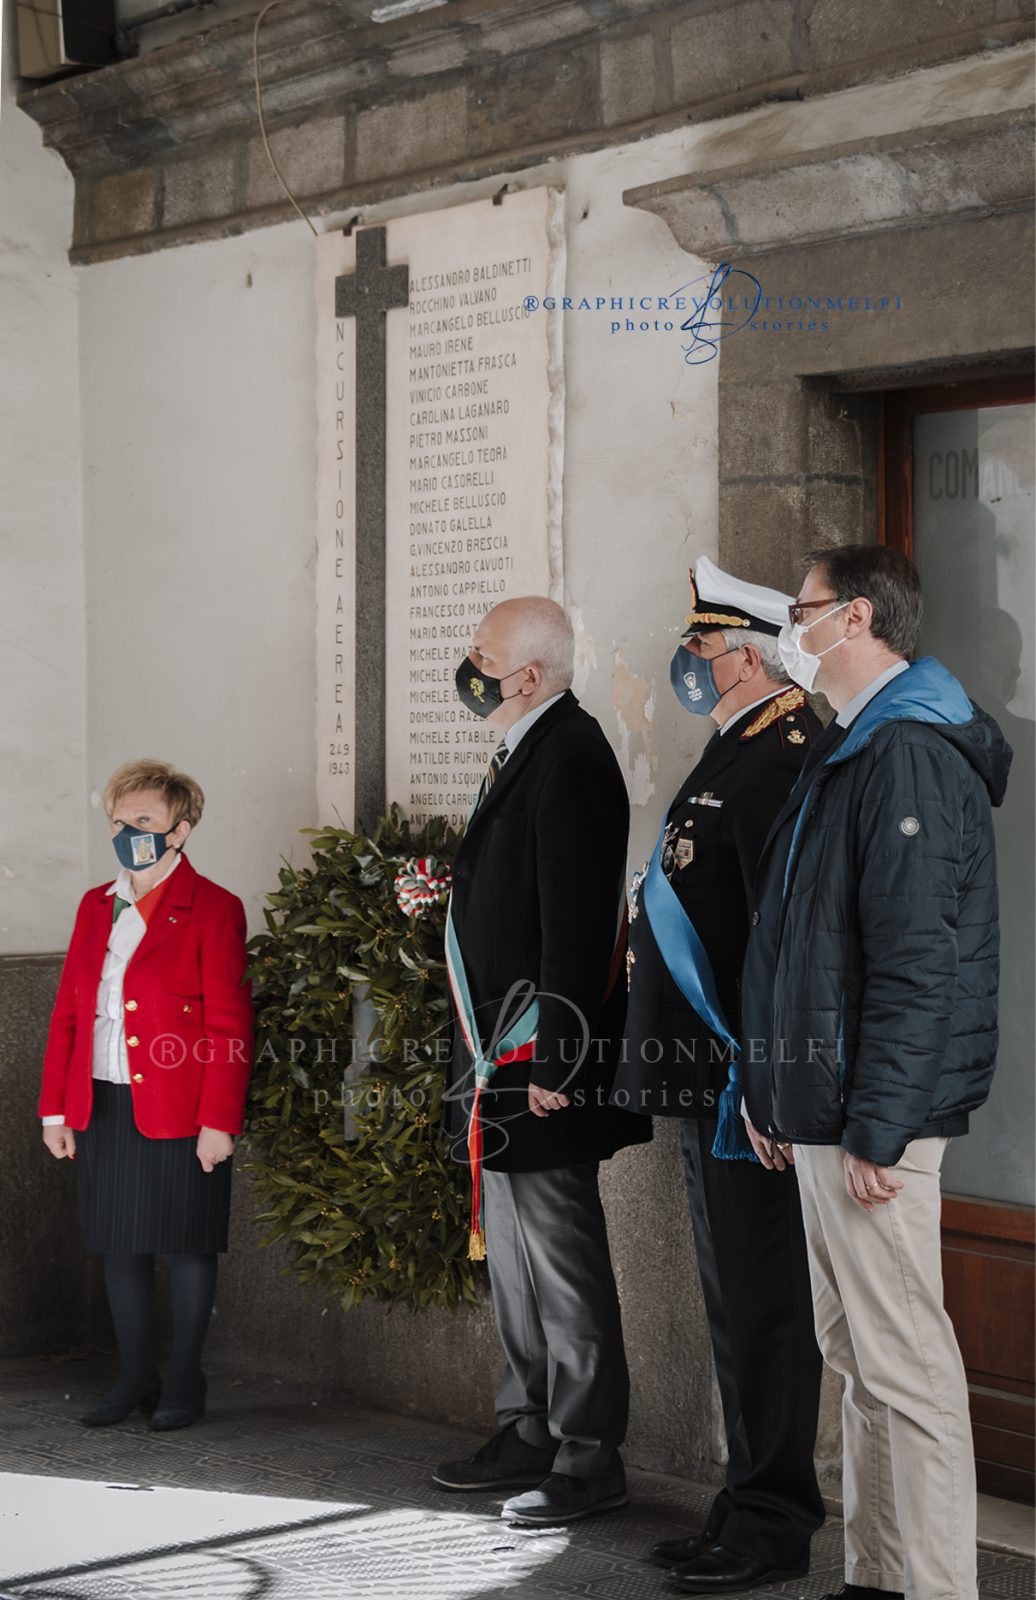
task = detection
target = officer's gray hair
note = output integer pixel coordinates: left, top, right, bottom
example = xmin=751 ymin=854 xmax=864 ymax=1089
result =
xmin=720 ymin=628 xmax=790 ymax=686
xmin=507 ymin=596 xmax=575 ymax=691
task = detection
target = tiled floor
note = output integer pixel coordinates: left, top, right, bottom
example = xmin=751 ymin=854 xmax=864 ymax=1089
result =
xmin=0 ymin=1354 xmax=1032 ymax=1600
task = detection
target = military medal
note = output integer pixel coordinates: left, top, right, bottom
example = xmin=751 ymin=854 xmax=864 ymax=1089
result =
xmin=674 ymin=837 xmax=695 ymax=869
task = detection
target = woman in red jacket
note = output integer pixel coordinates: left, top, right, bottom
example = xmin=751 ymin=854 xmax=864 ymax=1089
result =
xmin=40 ymin=759 xmax=253 ymax=1431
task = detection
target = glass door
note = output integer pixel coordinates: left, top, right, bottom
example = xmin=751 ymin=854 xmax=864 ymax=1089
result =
xmin=882 ymin=374 xmax=1035 ymax=1503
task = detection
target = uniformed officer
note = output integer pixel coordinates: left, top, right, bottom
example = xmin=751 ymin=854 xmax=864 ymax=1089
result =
xmin=613 ymin=558 xmax=826 ymax=1594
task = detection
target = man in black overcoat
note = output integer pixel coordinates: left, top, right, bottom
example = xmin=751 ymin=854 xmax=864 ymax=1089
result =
xmin=432 ymin=595 xmax=651 ymax=1526
xmin=613 ymin=558 xmax=826 ymax=1593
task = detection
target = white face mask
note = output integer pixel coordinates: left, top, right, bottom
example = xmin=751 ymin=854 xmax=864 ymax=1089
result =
xmin=777 ymin=600 xmax=851 ymax=692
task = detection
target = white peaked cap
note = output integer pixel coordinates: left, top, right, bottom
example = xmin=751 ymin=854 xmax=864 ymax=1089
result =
xmin=683 ymin=555 xmax=794 ymax=638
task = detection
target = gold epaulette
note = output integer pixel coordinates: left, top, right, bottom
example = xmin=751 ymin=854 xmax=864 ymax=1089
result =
xmin=740 ymin=685 xmax=807 ymax=741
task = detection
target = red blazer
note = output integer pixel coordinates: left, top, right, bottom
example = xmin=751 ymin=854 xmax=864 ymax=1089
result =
xmin=38 ymin=855 xmax=253 ymax=1138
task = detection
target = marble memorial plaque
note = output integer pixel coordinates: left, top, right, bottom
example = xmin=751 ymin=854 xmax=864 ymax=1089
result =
xmin=315 ymin=189 xmax=564 ymax=832
xmin=385 ymin=188 xmax=565 ymax=830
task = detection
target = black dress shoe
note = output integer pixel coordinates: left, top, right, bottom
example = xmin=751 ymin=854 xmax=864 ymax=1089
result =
xmin=501 ymin=1470 xmax=628 ymax=1525
xmin=649 ymin=1530 xmax=717 ymax=1569
xmin=668 ymin=1544 xmax=809 ymax=1594
xmin=80 ymin=1370 xmax=161 ymax=1427
xmin=432 ymin=1424 xmax=555 ymax=1491
xmin=821 ymin=1590 xmax=904 ymax=1600
xmin=148 ymin=1374 xmax=207 ymax=1431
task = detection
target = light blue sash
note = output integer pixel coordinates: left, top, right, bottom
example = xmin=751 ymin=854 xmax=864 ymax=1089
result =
xmin=641 ymin=822 xmax=757 ymax=1161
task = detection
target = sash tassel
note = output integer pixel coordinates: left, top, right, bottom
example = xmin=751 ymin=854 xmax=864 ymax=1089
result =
xmin=467 ymin=1081 xmax=487 ymax=1260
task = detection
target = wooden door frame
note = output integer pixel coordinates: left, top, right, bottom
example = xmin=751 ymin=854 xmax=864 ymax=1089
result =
xmin=879 ymin=372 xmax=1035 ymax=554
xmin=878 ymin=371 xmax=1036 ymax=1503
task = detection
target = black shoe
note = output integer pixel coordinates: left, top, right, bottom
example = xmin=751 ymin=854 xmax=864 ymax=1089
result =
xmin=668 ymin=1544 xmax=809 ymax=1593
xmin=148 ymin=1373 xmax=207 ymax=1431
xmin=80 ymin=1370 xmax=161 ymax=1427
xmin=432 ymin=1424 xmax=555 ymax=1491
xmin=501 ymin=1470 xmax=628 ymax=1526
xmin=821 ymin=1590 xmax=904 ymax=1600
xmin=649 ymin=1531 xmax=717 ymax=1569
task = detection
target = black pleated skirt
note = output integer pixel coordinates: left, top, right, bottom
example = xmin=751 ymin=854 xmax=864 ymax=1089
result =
xmin=76 ymin=1081 xmax=232 ymax=1254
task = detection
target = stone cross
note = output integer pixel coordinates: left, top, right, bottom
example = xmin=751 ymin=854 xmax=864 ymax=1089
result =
xmin=335 ymin=226 xmax=410 ymax=831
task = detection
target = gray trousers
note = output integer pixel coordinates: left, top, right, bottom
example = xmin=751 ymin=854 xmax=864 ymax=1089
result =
xmin=482 ymin=1160 xmax=629 ymax=1479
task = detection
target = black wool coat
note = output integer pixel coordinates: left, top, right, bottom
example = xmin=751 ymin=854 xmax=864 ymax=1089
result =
xmin=442 ymin=690 xmax=652 ymax=1172
xmin=614 ymin=690 xmax=820 ymax=1118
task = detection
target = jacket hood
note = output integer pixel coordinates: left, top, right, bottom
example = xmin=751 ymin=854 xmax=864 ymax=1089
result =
xmin=830 ymin=656 xmax=1012 ymax=806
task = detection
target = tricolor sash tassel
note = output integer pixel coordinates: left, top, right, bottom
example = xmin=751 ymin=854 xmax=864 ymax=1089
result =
xmin=711 ymin=1068 xmax=757 ymax=1160
xmin=464 ymin=1040 xmax=537 ymax=1260
xmin=467 ymin=1081 xmax=487 ymax=1260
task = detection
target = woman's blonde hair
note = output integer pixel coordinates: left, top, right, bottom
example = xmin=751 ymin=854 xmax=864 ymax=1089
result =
xmin=102 ymin=760 xmax=205 ymax=830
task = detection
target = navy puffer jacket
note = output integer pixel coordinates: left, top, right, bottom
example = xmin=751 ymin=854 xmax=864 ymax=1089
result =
xmin=740 ymin=657 xmax=1012 ymax=1167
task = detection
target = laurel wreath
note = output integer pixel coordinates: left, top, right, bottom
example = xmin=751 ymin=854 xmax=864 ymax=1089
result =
xmin=240 ymin=807 xmax=480 ymax=1310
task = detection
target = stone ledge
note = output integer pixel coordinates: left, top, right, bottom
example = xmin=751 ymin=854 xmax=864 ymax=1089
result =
xmin=16 ymin=0 xmax=1036 ymax=260
xmin=625 ymin=106 xmax=1036 ymax=261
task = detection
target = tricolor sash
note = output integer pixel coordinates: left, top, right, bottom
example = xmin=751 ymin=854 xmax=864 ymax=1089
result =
xmin=445 ymin=870 xmax=629 ymax=1260
xmin=640 ymin=821 xmax=757 ymax=1162
xmin=444 ymin=899 xmax=539 ymax=1259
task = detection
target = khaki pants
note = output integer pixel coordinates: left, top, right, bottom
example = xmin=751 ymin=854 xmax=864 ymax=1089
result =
xmin=795 ymin=1139 xmax=977 ymax=1600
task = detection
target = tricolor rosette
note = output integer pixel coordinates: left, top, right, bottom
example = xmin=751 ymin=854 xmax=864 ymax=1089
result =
xmin=393 ymin=855 xmax=453 ymax=918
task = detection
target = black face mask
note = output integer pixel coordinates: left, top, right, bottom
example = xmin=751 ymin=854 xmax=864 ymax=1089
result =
xmin=112 ymin=822 xmax=180 ymax=872
xmin=455 ymin=655 xmax=529 ymax=718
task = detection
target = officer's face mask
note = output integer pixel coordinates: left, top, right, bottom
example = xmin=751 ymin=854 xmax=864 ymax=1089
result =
xmin=777 ymin=601 xmax=851 ymax=693
xmin=455 ymin=654 xmax=530 ymax=718
xmin=669 ymin=641 xmax=742 ymax=716
xmin=111 ymin=820 xmax=181 ymax=872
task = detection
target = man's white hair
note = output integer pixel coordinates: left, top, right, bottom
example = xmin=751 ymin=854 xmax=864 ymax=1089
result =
xmin=499 ymin=596 xmax=575 ymax=690
xmin=720 ymin=627 xmax=790 ymax=686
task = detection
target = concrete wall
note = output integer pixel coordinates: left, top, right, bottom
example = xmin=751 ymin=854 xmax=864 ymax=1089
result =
xmin=0 ymin=957 xmax=100 ymax=1357
xmin=0 ymin=8 xmax=87 ymax=954
xmin=77 ymin=227 xmax=319 ymax=900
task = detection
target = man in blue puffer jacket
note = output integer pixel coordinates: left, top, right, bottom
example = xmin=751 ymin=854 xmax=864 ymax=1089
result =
xmin=739 ymin=545 xmax=1011 ymax=1600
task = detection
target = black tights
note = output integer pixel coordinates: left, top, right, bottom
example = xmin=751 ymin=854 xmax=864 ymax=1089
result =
xmin=102 ymin=1251 xmax=218 ymax=1406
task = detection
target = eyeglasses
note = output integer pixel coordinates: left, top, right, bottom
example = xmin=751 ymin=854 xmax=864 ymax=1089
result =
xmin=788 ymin=596 xmax=841 ymax=627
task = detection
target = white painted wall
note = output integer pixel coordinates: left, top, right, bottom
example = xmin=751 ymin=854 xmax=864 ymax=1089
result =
xmin=78 ymin=227 xmax=320 ymax=906
xmin=74 ymin=126 xmax=726 ymax=927
xmin=0 ymin=8 xmax=87 ymax=953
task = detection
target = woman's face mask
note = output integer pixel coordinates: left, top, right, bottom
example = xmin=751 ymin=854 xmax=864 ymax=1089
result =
xmin=111 ymin=821 xmax=180 ymax=872
xmin=777 ymin=601 xmax=851 ymax=692
xmin=669 ymin=641 xmax=742 ymax=716
xmin=455 ymin=654 xmax=529 ymax=718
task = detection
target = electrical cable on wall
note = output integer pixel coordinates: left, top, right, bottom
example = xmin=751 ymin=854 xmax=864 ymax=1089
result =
xmin=253 ymin=0 xmax=319 ymax=236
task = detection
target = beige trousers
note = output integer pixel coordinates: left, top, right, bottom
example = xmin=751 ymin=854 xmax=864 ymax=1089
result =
xmin=795 ymin=1139 xmax=977 ymax=1600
